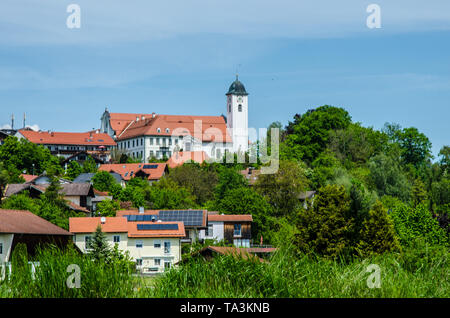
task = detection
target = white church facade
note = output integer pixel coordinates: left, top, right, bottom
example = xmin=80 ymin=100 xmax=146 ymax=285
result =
xmin=100 ymin=76 xmax=249 ymax=162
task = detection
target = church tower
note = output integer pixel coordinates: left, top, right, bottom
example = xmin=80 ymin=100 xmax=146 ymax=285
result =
xmin=226 ymin=75 xmax=249 ymax=153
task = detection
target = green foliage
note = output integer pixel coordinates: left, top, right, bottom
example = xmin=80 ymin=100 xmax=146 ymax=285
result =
xmin=88 ymin=225 xmax=112 ymax=262
xmin=328 ymin=123 xmax=388 ymax=166
xmin=145 ymin=178 xmax=197 ymax=209
xmin=95 ymin=199 xmax=120 ymax=217
xmin=368 ymin=154 xmax=412 ymax=202
xmin=411 ymin=178 xmax=428 ymax=207
xmin=356 ymin=201 xmax=401 ymax=257
xmin=0 ymin=136 xmax=63 ymax=176
xmin=210 ymin=187 xmax=275 ymax=243
xmin=390 ymin=202 xmax=448 ymax=247
xmin=168 ymin=163 xmax=218 ymax=205
xmin=1 ymin=245 xmax=136 ymax=298
xmin=254 ymin=160 xmax=309 ymax=218
xmin=92 ymin=171 xmax=118 ymax=192
xmin=294 ymin=185 xmax=353 ymax=259
xmin=65 ymin=161 xmax=82 ymax=180
xmin=214 ymin=165 xmax=247 ymax=200
xmin=82 ymin=156 xmax=98 ymax=173
xmin=282 ymin=105 xmax=352 ymax=163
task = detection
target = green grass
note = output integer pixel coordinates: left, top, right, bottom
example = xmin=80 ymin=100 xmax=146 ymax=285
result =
xmin=1 ymin=244 xmax=448 ymax=298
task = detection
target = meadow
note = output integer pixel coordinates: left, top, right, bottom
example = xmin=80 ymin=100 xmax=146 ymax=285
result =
xmin=1 ymin=243 xmax=448 ymax=298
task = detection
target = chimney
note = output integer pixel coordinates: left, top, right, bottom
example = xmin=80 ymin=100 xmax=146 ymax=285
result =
xmin=142 ymin=115 xmax=145 ymax=120
xmin=152 ymin=112 xmax=155 ymax=118
xmin=136 ymin=116 xmax=140 ymax=122
xmin=139 ymin=207 xmax=145 ymax=214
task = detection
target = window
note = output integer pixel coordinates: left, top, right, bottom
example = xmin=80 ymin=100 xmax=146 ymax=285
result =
xmin=85 ymin=236 xmax=92 ymax=249
xmin=157 ymin=128 xmax=161 ymax=133
xmin=133 ymin=140 xmax=135 ymax=147
xmin=206 ymin=224 xmax=214 ymax=237
xmin=228 ymin=104 xmax=231 ymax=112
xmin=165 ymin=128 xmax=170 ymax=133
xmin=141 ymin=138 xmax=143 ymax=146
xmin=0 ymin=243 xmax=3 ymax=254
xmin=157 ymin=138 xmax=160 ymax=145
xmin=136 ymin=259 xmax=143 ymax=266
xmin=238 ymin=104 xmax=242 ymax=112
xmin=136 ymin=240 xmax=143 ymax=248
xmin=154 ymin=259 xmax=161 ymax=266
xmin=216 ymin=149 xmax=221 ymax=158
xmin=154 ymin=240 xmax=161 ymax=248
xmin=128 ymin=141 xmax=130 ymax=148
xmin=169 ymin=138 xmax=172 ymax=146
xmin=150 ymin=150 xmax=154 ymax=158
xmin=150 ymin=138 xmax=154 ymax=145
xmin=164 ymin=241 xmax=171 ymax=254
xmin=175 ymin=138 xmax=178 ymax=145
xmin=164 ymin=261 xmax=171 ymax=271
xmin=234 ymin=224 xmax=241 ymax=236
xmin=113 ymin=235 xmax=120 ymax=243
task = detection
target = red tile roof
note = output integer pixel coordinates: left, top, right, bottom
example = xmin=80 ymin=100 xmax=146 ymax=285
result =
xmin=69 ymin=217 xmax=128 ymax=233
xmin=21 ymin=174 xmax=38 ymax=183
xmin=208 ymin=214 xmax=253 ymax=222
xmin=167 ymin=151 xmax=209 ymax=169
xmin=18 ymin=129 xmax=116 ymax=146
xmin=69 ymin=217 xmax=185 ymax=238
xmin=109 ymin=113 xmax=232 ymax=143
xmin=98 ymin=163 xmax=167 ymax=181
xmin=0 ymin=209 xmax=72 ymax=235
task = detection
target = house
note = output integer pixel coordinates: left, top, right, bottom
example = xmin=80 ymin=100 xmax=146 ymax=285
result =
xmin=0 ymin=209 xmax=72 ymax=263
xmin=98 ymin=163 xmax=168 ymax=184
xmin=239 ymin=168 xmax=261 ymax=186
xmin=15 ymin=129 xmax=116 ymax=161
xmin=20 ymin=174 xmax=38 ymax=183
xmin=3 ymin=182 xmax=95 ymax=214
xmin=180 ymin=246 xmax=278 ymax=264
xmin=73 ymin=172 xmax=125 ymax=188
xmin=91 ymin=189 xmax=113 ymax=214
xmin=99 ymin=76 xmax=250 ymax=161
xmin=199 ymin=213 xmax=253 ymax=247
xmin=61 ymin=151 xmax=107 ymax=169
xmin=298 ymin=191 xmax=316 ymax=209
xmin=166 ymin=151 xmax=209 ymax=169
xmin=69 ymin=216 xmax=185 ymax=273
xmin=116 ymin=209 xmax=208 ymax=244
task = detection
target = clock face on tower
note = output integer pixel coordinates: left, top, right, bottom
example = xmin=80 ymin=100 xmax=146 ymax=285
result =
xmin=237 ymin=96 xmax=243 ymax=103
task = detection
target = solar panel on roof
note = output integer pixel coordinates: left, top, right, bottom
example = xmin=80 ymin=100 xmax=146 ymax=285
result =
xmin=143 ymin=164 xmax=158 ymax=169
xmin=137 ymin=224 xmax=179 ymax=231
xmin=159 ymin=210 xmax=203 ymax=226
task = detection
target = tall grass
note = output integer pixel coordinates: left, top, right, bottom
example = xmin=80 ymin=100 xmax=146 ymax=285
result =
xmin=1 ymin=243 xmax=448 ymax=298
xmin=0 ymin=244 xmax=138 ymax=298
xmin=146 ymin=244 xmax=449 ymax=298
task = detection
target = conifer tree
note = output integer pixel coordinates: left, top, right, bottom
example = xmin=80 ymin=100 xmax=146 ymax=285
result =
xmin=356 ymin=200 xmax=401 ymax=257
xmin=88 ymin=225 xmax=111 ymax=262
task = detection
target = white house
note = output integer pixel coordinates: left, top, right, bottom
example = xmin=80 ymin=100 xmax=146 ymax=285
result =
xmin=99 ymin=76 xmax=249 ymax=161
xmin=69 ymin=216 xmax=185 ymax=273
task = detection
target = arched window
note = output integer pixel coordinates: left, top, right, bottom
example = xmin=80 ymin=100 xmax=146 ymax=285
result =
xmin=228 ymin=104 xmax=231 ymax=112
xmin=238 ymin=104 xmax=242 ymax=112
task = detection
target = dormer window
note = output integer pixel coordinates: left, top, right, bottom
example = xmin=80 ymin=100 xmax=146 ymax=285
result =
xmin=157 ymin=128 xmax=161 ymax=133
xmin=238 ymin=104 xmax=242 ymax=112
xmin=165 ymin=128 xmax=170 ymax=133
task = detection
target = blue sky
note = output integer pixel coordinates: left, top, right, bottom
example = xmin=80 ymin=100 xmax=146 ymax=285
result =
xmin=0 ymin=0 xmax=449 ymax=158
